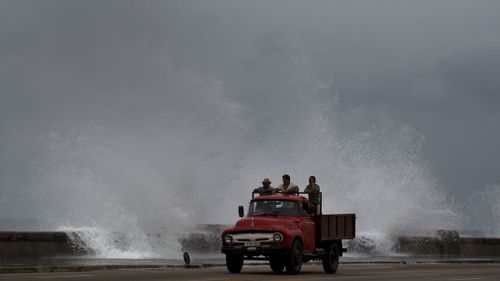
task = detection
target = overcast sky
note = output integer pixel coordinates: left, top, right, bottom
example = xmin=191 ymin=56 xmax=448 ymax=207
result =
xmin=1 ymin=1 xmax=499 ymax=236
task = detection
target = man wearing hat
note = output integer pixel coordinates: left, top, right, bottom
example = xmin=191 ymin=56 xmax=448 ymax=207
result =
xmin=253 ymin=178 xmax=274 ymax=196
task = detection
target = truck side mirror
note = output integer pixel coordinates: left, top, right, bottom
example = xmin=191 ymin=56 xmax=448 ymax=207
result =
xmin=238 ymin=206 xmax=244 ymax=217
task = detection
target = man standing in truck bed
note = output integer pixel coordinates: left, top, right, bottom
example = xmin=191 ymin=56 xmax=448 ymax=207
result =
xmin=304 ymin=176 xmax=320 ymax=215
xmin=276 ymin=174 xmax=299 ymax=194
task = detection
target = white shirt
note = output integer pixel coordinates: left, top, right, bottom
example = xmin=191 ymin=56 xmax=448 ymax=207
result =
xmin=277 ymin=182 xmax=299 ymax=193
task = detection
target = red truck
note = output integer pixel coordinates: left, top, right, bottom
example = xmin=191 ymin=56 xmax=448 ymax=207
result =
xmin=221 ymin=192 xmax=356 ymax=274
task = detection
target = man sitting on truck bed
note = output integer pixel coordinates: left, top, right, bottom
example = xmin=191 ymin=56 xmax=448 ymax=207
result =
xmin=275 ymin=174 xmax=299 ymax=194
xmin=253 ymin=178 xmax=274 ymax=196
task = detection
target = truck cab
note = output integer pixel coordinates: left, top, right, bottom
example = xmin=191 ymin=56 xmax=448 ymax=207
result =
xmin=221 ymin=192 xmax=355 ymax=274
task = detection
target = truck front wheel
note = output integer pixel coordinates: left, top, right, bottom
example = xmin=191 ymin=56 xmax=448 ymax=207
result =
xmin=322 ymin=242 xmax=339 ymax=274
xmin=285 ymin=240 xmax=303 ymax=274
xmin=226 ymin=253 xmax=243 ymax=273
xmin=269 ymin=255 xmax=285 ymax=273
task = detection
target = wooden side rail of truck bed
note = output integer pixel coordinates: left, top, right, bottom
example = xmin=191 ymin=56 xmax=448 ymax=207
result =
xmin=315 ymin=214 xmax=356 ymax=241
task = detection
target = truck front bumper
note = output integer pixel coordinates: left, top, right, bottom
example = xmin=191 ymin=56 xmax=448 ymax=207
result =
xmin=221 ymin=245 xmax=289 ymax=256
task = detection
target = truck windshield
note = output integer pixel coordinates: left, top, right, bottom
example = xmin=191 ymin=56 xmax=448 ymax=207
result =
xmin=248 ymin=200 xmax=300 ymax=216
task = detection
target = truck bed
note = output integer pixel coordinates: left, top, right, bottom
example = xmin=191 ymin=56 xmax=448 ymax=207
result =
xmin=315 ymin=214 xmax=356 ymax=241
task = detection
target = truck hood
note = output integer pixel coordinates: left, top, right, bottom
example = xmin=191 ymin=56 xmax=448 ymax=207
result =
xmin=233 ymin=216 xmax=299 ymax=232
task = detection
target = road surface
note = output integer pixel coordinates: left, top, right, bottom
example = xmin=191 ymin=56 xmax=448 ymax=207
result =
xmin=0 ymin=263 xmax=499 ymax=281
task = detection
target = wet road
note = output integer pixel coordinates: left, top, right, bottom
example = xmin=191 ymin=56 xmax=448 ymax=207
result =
xmin=0 ymin=263 xmax=499 ymax=281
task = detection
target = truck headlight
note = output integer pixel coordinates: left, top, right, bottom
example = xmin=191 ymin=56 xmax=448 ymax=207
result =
xmin=272 ymin=232 xmax=283 ymax=243
xmin=224 ymin=234 xmax=233 ymax=245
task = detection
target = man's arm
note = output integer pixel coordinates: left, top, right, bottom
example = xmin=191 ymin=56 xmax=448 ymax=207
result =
xmin=287 ymin=184 xmax=299 ymax=194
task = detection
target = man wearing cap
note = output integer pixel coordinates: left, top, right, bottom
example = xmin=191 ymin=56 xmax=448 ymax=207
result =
xmin=253 ymin=178 xmax=274 ymax=196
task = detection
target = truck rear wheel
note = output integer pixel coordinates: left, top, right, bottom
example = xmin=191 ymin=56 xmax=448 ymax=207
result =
xmin=269 ymin=255 xmax=285 ymax=273
xmin=285 ymin=240 xmax=303 ymax=275
xmin=226 ymin=253 xmax=243 ymax=273
xmin=322 ymin=242 xmax=339 ymax=274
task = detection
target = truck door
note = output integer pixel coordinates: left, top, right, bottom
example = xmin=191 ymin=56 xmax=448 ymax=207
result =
xmin=300 ymin=203 xmax=316 ymax=253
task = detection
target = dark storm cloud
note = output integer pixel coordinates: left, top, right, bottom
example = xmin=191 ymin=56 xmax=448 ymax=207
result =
xmin=1 ymin=0 xmax=499 ymax=216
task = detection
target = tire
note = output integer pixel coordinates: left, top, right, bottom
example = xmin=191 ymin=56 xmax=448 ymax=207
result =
xmin=269 ymin=255 xmax=285 ymax=273
xmin=322 ymin=242 xmax=339 ymax=274
xmin=285 ymin=240 xmax=303 ymax=275
xmin=226 ymin=253 xmax=244 ymax=273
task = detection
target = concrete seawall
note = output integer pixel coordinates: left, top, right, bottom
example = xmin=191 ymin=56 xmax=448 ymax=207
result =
xmin=461 ymin=237 xmax=500 ymax=257
xmin=179 ymin=224 xmax=227 ymax=253
xmin=1 ymin=229 xmax=499 ymax=259
xmin=0 ymin=231 xmax=87 ymax=259
xmin=181 ymin=227 xmax=500 ymax=257
xmin=395 ymin=231 xmax=500 ymax=257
